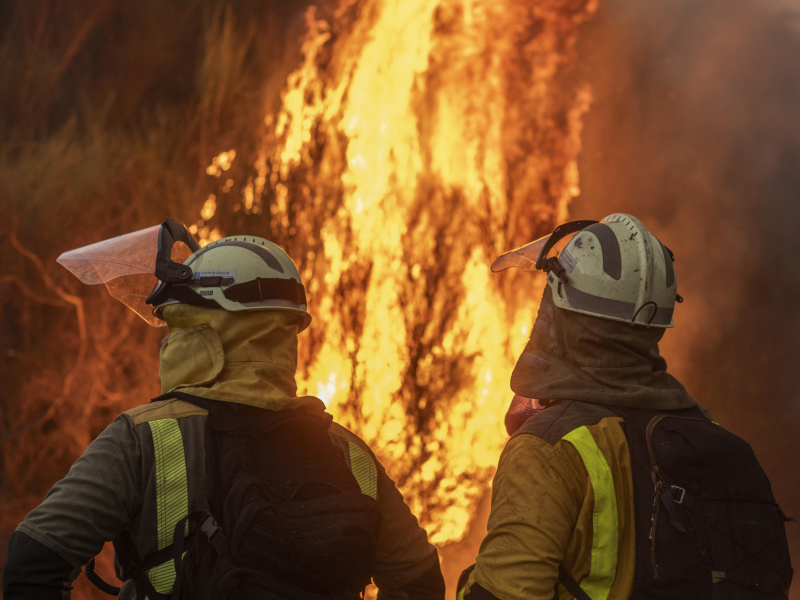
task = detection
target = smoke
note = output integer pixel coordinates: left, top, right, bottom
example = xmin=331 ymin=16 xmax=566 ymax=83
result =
xmin=3 ymin=0 xmax=798 ymax=596
xmin=0 ymin=2 xmax=313 ymax=597
xmin=573 ymin=0 xmax=800 ymax=590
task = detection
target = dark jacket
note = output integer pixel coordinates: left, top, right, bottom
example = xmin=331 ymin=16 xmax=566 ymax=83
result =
xmin=4 ymin=307 xmax=444 ymax=599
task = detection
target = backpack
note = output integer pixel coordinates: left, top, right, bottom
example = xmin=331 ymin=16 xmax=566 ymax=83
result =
xmin=109 ymin=395 xmax=381 ymax=600
xmin=560 ymin=404 xmax=794 ymax=600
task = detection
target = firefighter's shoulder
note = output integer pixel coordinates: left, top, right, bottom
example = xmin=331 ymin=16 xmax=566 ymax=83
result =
xmin=123 ymin=398 xmax=208 ymax=425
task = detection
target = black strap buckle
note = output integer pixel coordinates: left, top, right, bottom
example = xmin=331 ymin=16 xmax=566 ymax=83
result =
xmin=145 ymin=219 xmax=200 ymax=307
xmin=543 ymin=256 xmax=569 ymax=283
xmin=534 ymin=220 xmax=599 ymax=270
xmin=200 ymin=513 xmax=222 ymax=542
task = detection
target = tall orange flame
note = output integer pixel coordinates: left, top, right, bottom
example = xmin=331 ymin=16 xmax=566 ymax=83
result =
xmin=233 ymin=0 xmax=597 ymax=546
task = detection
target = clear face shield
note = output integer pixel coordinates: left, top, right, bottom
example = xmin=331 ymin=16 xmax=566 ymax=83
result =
xmin=57 ymin=220 xmax=198 ymax=326
xmin=490 ymin=220 xmax=598 ymax=276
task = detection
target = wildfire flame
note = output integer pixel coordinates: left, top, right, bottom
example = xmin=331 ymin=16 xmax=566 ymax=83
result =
xmin=224 ymin=0 xmax=596 ymax=546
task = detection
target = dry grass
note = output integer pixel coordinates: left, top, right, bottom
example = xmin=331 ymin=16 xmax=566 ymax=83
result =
xmin=0 ymin=1 xmax=309 ymax=596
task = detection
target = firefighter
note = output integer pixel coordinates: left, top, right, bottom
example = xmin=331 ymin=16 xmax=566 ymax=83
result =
xmin=457 ymin=214 xmax=793 ymax=599
xmin=3 ymin=221 xmax=445 ymax=599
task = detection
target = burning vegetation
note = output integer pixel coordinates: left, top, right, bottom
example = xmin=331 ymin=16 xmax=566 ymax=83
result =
xmin=256 ymin=0 xmax=597 ymax=546
xmin=3 ymin=0 xmax=798 ymax=597
xmin=0 ymin=0 xmax=597 ymax=594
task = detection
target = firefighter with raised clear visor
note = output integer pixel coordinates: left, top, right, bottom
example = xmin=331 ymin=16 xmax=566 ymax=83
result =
xmin=457 ymin=214 xmax=793 ymax=600
xmin=2 ymin=220 xmax=445 ymax=600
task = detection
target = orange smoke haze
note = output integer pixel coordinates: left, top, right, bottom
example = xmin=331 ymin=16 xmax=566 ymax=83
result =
xmin=575 ymin=0 xmax=800 ymax=596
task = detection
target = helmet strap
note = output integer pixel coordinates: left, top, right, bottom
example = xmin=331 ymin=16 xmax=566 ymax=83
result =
xmin=156 ymin=284 xmax=220 ymax=310
xmin=223 ymin=277 xmax=307 ymax=305
xmin=534 ymin=220 xmax=598 ymax=270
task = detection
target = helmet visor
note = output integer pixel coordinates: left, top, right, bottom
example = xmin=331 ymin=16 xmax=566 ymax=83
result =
xmin=57 ymin=224 xmax=194 ymax=326
xmin=491 ymin=220 xmax=599 ymax=273
xmin=490 ymin=236 xmax=550 ymax=273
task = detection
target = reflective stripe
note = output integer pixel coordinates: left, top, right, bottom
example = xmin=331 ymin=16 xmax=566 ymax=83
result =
xmin=148 ymin=418 xmax=189 ymax=594
xmin=562 ymin=426 xmax=618 ymax=600
xmin=348 ymin=441 xmax=378 ymax=499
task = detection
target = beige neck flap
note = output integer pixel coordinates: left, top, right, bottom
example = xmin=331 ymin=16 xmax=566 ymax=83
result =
xmin=511 ymin=287 xmax=704 ymax=411
xmin=158 ymin=304 xmax=324 ymax=412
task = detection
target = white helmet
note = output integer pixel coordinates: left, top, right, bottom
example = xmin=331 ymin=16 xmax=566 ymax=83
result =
xmin=150 ymin=235 xmax=311 ymax=331
xmin=58 ymin=220 xmax=312 ymax=331
xmin=492 ymin=213 xmax=681 ymax=327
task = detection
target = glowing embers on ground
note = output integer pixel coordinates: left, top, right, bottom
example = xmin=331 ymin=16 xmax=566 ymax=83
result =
xmin=237 ymin=0 xmax=597 ymax=545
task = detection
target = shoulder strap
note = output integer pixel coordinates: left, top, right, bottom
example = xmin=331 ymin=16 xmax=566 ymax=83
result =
xmin=558 ymin=567 xmax=594 ymax=600
xmin=513 ymin=400 xmax=617 ymax=446
xmin=112 ymin=531 xmax=173 ymax=600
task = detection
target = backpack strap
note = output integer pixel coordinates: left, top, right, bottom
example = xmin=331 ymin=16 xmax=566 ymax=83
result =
xmin=112 ymin=531 xmax=172 ymax=600
xmin=557 ymin=567 xmax=594 ymax=600
xmin=603 ymin=404 xmax=706 ymax=583
xmin=170 ymin=511 xmax=213 ymax=598
xmin=511 ymin=400 xmax=617 ymax=445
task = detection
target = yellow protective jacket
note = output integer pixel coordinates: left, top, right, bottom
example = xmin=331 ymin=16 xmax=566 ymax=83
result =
xmin=461 ymin=400 xmax=637 ymax=600
xmin=16 ymin=305 xmax=441 ymax=599
xmin=459 ymin=287 xmax=712 ymax=600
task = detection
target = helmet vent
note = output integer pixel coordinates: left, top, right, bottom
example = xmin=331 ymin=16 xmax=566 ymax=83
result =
xmin=187 ymin=240 xmax=285 ymax=273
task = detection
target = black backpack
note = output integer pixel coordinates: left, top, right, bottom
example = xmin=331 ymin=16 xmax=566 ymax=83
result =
xmin=560 ymin=405 xmax=793 ymax=600
xmin=107 ymin=395 xmax=381 ymax=600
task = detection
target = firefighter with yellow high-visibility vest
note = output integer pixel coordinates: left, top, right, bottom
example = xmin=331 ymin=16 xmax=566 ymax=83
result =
xmin=3 ymin=220 xmax=445 ymax=600
xmin=457 ymin=214 xmax=793 ymax=600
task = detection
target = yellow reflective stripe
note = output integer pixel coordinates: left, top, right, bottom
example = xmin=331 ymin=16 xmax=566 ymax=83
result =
xmin=348 ymin=441 xmax=378 ymax=499
xmin=147 ymin=559 xmax=179 ymax=595
xmin=148 ymin=418 xmax=189 ymax=593
xmin=562 ymin=426 xmax=618 ymax=600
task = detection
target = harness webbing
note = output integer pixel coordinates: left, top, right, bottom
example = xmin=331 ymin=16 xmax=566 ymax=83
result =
xmin=148 ymin=418 xmax=189 ymax=594
xmin=562 ymin=426 xmax=619 ymax=600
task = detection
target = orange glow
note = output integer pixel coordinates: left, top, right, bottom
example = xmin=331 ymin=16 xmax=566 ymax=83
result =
xmin=218 ymin=0 xmax=596 ymax=545
xmin=206 ymin=149 xmax=237 ymax=178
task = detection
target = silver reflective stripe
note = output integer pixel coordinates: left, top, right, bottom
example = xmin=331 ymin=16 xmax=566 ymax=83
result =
xmin=564 ymin=284 xmax=635 ymax=320
xmin=564 ymin=284 xmax=675 ymax=325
